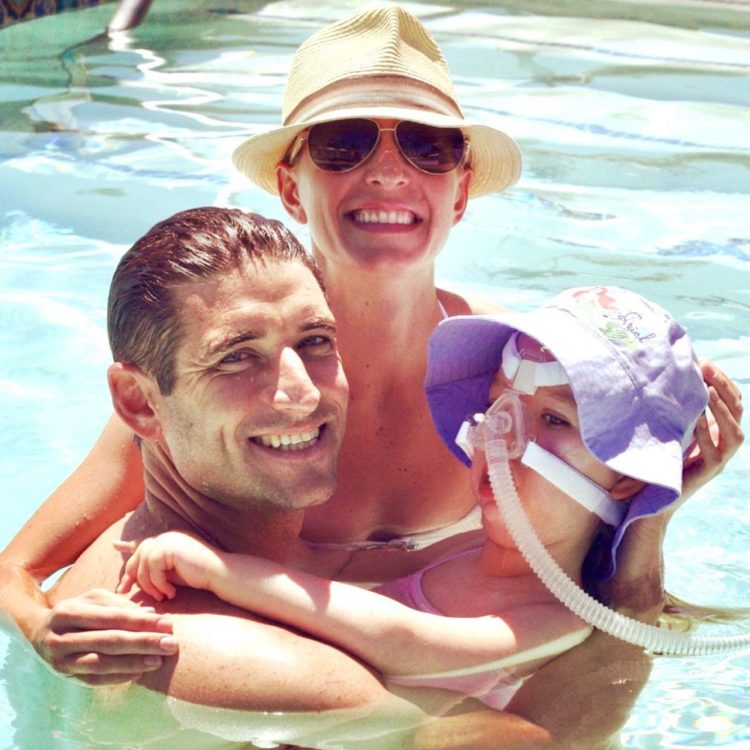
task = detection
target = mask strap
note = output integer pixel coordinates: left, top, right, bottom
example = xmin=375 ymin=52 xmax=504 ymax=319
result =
xmin=502 ymin=332 xmax=568 ymax=394
xmin=520 ymin=442 xmax=626 ymax=527
xmin=455 ymin=413 xmax=484 ymax=460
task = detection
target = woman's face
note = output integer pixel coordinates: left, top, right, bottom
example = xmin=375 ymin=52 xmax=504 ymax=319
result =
xmin=276 ymin=119 xmax=472 ymax=275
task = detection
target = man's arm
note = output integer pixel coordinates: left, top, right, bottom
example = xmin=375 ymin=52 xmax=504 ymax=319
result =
xmin=131 ymin=592 xmax=595 ymax=745
xmin=137 ymin=590 xmax=389 ymax=712
xmin=149 ymin=599 xmax=581 ymax=750
xmin=44 ymin=515 xmax=388 ymax=712
xmin=42 ymin=520 xmax=603 ymax=740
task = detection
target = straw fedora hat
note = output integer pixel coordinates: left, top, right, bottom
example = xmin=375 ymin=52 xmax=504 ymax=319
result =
xmin=232 ymin=6 xmax=522 ymax=198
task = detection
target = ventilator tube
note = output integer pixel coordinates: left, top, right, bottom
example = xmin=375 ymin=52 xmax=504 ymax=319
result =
xmin=484 ymin=423 xmax=750 ymax=657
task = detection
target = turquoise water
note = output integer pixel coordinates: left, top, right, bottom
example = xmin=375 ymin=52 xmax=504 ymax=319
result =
xmin=1 ymin=0 xmax=749 ymax=746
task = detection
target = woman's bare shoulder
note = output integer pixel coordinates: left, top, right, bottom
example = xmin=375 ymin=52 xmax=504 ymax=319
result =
xmin=437 ymin=288 xmax=511 ymax=316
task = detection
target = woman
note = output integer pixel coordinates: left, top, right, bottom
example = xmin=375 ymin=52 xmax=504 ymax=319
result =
xmin=0 ymin=5 xmax=742 ymax=693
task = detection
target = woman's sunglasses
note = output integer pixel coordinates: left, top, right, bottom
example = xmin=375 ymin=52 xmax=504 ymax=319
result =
xmin=286 ymin=118 xmax=470 ymax=175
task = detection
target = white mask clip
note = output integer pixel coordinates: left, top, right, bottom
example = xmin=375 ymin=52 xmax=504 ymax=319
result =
xmin=502 ymin=332 xmax=569 ymax=394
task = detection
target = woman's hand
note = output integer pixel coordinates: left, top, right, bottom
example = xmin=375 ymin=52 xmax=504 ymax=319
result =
xmin=681 ymin=360 xmax=744 ymax=500
xmin=31 ymin=588 xmax=177 ymax=686
xmin=116 ymin=533 xmax=220 ymax=602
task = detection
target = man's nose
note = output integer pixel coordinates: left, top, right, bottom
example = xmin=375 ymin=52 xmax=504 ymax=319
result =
xmin=271 ymin=347 xmax=321 ymax=414
xmin=363 ymin=130 xmax=409 ymax=188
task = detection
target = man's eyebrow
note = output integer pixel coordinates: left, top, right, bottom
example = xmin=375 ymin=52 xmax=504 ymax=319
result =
xmin=204 ymin=317 xmax=336 ymax=359
xmin=301 ymin=317 xmax=337 ymax=333
xmin=204 ymin=330 xmax=261 ymax=359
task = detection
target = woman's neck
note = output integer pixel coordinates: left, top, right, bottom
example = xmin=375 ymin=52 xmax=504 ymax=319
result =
xmin=319 ymin=257 xmax=446 ymax=374
xmin=300 ymin=244 xmax=477 ymax=544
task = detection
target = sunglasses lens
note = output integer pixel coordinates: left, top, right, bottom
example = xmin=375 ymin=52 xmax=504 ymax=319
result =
xmin=396 ymin=121 xmax=465 ymax=174
xmin=304 ymin=120 xmax=466 ymax=174
xmin=307 ymin=119 xmax=380 ymax=172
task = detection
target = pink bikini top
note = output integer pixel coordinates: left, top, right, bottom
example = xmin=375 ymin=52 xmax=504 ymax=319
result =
xmin=375 ymin=547 xmax=590 ymax=710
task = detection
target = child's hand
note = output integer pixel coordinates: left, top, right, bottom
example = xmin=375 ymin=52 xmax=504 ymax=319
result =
xmin=681 ymin=360 xmax=743 ymax=501
xmin=115 ymin=532 xmax=221 ymax=601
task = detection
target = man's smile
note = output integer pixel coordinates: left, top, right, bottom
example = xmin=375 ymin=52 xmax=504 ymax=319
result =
xmin=251 ymin=427 xmax=321 ymax=452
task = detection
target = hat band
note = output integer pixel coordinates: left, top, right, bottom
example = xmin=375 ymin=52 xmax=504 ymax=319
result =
xmin=284 ymin=78 xmax=465 ymax=126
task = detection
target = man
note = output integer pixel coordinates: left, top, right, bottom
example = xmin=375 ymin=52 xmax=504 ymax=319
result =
xmin=47 ymin=206 xmax=387 ymax=714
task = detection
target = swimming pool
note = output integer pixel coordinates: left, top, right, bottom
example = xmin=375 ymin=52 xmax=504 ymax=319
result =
xmin=1 ymin=0 xmax=749 ymax=746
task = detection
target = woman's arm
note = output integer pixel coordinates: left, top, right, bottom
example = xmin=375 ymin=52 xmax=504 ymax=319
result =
xmin=0 ymin=413 xmax=174 ymax=683
xmin=595 ymin=361 xmax=744 ymax=619
xmin=118 ymin=532 xmax=575 ymax=678
xmin=2 ymin=414 xmax=144 ymax=581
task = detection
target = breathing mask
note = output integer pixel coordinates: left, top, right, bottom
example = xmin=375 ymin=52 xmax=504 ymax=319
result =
xmin=455 ymin=333 xmax=625 ymax=528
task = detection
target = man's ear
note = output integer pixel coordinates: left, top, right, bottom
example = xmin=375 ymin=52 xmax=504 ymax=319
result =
xmin=277 ymin=162 xmax=308 ymax=224
xmin=610 ymin=475 xmax=647 ymax=501
xmin=107 ymin=363 xmax=163 ymax=441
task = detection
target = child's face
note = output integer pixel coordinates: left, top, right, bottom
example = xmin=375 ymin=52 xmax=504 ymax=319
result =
xmin=471 ymin=334 xmax=621 ymax=549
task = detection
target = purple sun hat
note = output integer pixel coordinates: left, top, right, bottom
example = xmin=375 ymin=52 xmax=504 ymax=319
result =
xmin=425 ymin=286 xmax=708 ymax=579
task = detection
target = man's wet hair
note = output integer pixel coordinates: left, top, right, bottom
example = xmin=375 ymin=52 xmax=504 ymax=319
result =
xmin=108 ymin=207 xmax=324 ymax=394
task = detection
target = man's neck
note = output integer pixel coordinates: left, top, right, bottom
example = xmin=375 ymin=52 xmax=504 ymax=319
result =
xmin=140 ymin=442 xmax=311 ymax=566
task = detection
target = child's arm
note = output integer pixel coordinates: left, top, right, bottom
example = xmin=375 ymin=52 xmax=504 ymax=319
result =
xmin=117 ymin=532 xmax=579 ymax=677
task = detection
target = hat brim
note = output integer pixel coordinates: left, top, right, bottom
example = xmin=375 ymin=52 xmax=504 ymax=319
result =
xmin=232 ymin=105 xmax=522 ymax=198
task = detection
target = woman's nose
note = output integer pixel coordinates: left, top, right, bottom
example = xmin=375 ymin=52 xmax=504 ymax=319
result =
xmin=363 ymin=130 xmax=410 ymax=188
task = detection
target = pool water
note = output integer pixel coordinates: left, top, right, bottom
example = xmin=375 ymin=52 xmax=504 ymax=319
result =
xmin=1 ymin=0 xmax=749 ymax=746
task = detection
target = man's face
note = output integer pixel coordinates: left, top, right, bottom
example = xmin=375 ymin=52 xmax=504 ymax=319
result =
xmin=152 ymin=260 xmax=348 ymax=513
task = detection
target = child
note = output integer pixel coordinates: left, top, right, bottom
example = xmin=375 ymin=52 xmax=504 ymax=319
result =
xmin=117 ymin=285 xmax=708 ymax=709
